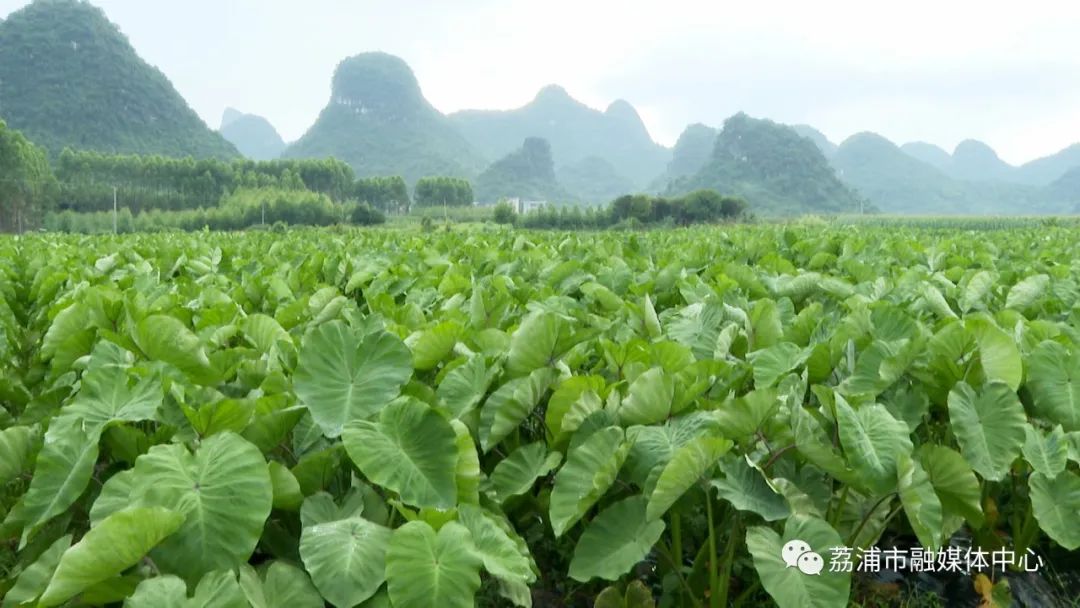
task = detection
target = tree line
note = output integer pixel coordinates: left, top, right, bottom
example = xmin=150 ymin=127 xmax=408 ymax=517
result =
xmin=502 ymin=190 xmax=750 ymax=229
xmin=0 ymin=120 xmax=58 ymax=233
xmin=45 ymin=188 xmax=386 ymax=233
xmin=0 ymin=120 xmax=490 ymax=232
xmin=54 ymin=150 xmax=357 ymax=212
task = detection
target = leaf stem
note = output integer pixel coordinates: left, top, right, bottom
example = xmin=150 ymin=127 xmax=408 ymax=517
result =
xmin=762 ymin=444 xmax=795 ymax=470
xmin=716 ymin=513 xmax=740 ymax=608
xmin=672 ymin=512 xmax=683 ymax=575
xmin=656 ymin=540 xmax=703 ymax=608
xmin=829 ymin=485 xmax=851 ymax=528
xmin=846 ymin=493 xmax=895 ymax=547
xmin=706 ymin=492 xmax=719 ymax=608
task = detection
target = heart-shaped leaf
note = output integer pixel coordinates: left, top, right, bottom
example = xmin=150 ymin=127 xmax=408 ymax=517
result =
xmin=343 ymin=397 xmax=458 ymax=509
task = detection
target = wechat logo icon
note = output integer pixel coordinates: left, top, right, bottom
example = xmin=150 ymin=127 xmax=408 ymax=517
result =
xmin=781 ymin=539 xmax=824 ymax=575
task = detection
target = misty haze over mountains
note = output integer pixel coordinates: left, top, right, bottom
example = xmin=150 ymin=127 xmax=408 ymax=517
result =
xmin=2 ymin=0 xmax=1079 ymax=214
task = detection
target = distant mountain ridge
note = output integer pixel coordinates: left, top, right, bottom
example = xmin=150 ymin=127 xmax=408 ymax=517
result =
xmin=670 ymin=113 xmax=864 ymax=214
xmin=219 ymin=108 xmax=286 ymax=160
xmin=282 ymin=52 xmax=485 ymax=183
xmin=7 ymin=0 xmax=1080 ymax=216
xmin=822 ymin=131 xmax=1071 ymax=214
xmin=0 ymin=0 xmax=237 ymax=159
xmin=450 ymin=85 xmax=670 ymax=189
xmin=474 ymin=137 xmax=572 ymax=203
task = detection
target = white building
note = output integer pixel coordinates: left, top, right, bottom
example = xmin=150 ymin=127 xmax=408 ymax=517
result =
xmin=519 ymin=200 xmax=546 ymax=214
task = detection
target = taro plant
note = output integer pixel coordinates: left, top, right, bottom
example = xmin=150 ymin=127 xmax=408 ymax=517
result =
xmin=1 ymin=225 xmax=1079 ymax=608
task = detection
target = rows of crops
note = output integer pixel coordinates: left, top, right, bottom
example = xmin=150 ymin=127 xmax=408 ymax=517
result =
xmin=1 ymin=225 xmax=1079 ymax=607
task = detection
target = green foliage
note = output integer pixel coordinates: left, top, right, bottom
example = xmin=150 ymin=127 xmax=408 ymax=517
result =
xmin=0 ymin=0 xmax=237 ymax=159
xmin=493 ymin=200 xmax=516 ymax=225
xmin=0 ymin=120 xmax=58 ymax=232
xmin=414 ymin=176 xmax=474 ymax=207
xmin=609 ymin=190 xmax=749 ymax=225
xmin=671 ymin=113 xmax=864 ymax=214
xmin=354 ymin=175 xmax=410 ymax=213
xmin=474 ymin=137 xmax=573 ymax=204
xmin=649 ymin=122 xmax=718 ymax=189
xmin=44 ymin=187 xmax=383 ymax=232
xmin=54 ymin=149 xmax=356 ymax=212
xmin=2 ymin=222 xmax=1080 ymax=607
xmin=283 ymin=53 xmax=484 ymax=183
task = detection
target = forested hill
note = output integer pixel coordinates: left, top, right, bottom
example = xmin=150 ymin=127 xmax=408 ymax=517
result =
xmin=282 ymin=52 xmax=485 ymax=183
xmin=450 ymin=85 xmax=670 ymax=188
xmin=649 ymin=123 xmax=718 ymax=190
xmin=0 ymin=0 xmax=238 ymax=159
xmin=220 ymin=109 xmax=287 ymax=161
xmin=671 ymin=113 xmax=864 ymax=214
xmin=474 ymin=137 xmax=572 ymax=203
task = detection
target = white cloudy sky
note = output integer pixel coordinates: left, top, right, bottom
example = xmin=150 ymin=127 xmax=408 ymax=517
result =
xmin=3 ymin=0 xmax=1079 ymax=164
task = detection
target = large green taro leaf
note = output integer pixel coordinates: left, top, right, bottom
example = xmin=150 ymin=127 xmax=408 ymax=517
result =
xmin=127 ymin=432 xmax=273 ymax=582
xmin=452 ymin=419 xmax=482 ymax=505
xmin=125 ymin=570 xmax=247 ymax=608
xmin=1029 ymin=470 xmax=1080 ymax=550
xmin=1026 ymin=341 xmax=1080 ymax=431
xmin=711 ymin=456 xmax=791 ymax=522
xmin=897 ymin=453 xmax=944 ymax=552
xmin=958 ymin=270 xmax=993 ymax=313
xmin=39 ymin=507 xmax=184 ymax=607
xmin=436 ymin=355 xmax=497 ymax=419
xmin=238 ymin=562 xmax=323 ymax=608
xmin=834 ymin=397 xmax=912 ymax=494
xmin=241 ymin=313 xmax=291 ymax=355
xmin=618 ymin=367 xmax=674 ymax=426
xmin=1021 ymin=424 xmax=1068 ymax=480
xmin=1 ymin=534 xmax=71 ymax=608
xmin=407 ymin=320 xmax=462 ymax=371
xmin=550 ymin=426 xmax=630 ymax=537
xmin=967 ymin=317 xmax=1022 ymax=391
xmin=487 ymin=441 xmax=562 ymax=504
xmin=342 ymin=397 xmax=458 ymax=509
xmin=294 ymin=320 xmax=412 ymax=437
xmin=458 ymin=504 xmax=537 ymax=602
xmin=594 ymin=581 xmax=656 ymax=608
xmin=749 ymin=342 xmax=809 ymax=389
xmin=646 ymin=436 xmax=732 ymax=521
xmin=506 ymin=312 xmax=567 ymax=377
xmin=386 ymin=521 xmax=483 ymax=608
xmin=625 ymin=412 xmax=720 ymax=486
xmin=299 ymin=515 xmax=392 ymax=607
xmin=63 ymin=359 xmax=162 ymax=430
xmin=570 ymin=496 xmax=666 ymax=582
xmin=746 ymin=515 xmax=851 ymax=608
xmin=947 ymin=382 xmax=1026 ymax=481
xmin=479 ymin=368 xmax=557 ymax=452
xmin=1005 ymin=274 xmax=1049 ymax=311
xmin=12 ymin=416 xmax=99 ymax=545
xmin=917 ymin=445 xmax=983 ymax=527
xmin=15 ymin=351 xmax=164 ymax=543
xmin=132 ymin=314 xmax=217 ymax=385
xmin=0 ymin=425 xmax=37 ymax=487
xmin=40 ymin=302 xmax=97 ymax=375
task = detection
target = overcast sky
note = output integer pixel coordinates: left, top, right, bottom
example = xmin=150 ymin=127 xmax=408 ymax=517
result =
xmin=3 ymin=0 xmax=1079 ymax=164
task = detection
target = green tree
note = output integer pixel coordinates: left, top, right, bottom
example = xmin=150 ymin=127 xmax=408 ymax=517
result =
xmin=0 ymin=121 xmax=57 ymax=232
xmin=493 ymin=200 xmax=516 ymax=225
xmin=414 ymin=177 xmax=473 ymax=208
xmin=354 ymin=176 xmax=410 ymax=213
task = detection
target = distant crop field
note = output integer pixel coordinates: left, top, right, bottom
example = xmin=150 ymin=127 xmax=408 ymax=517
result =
xmin=1 ymin=224 xmax=1078 ymax=607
